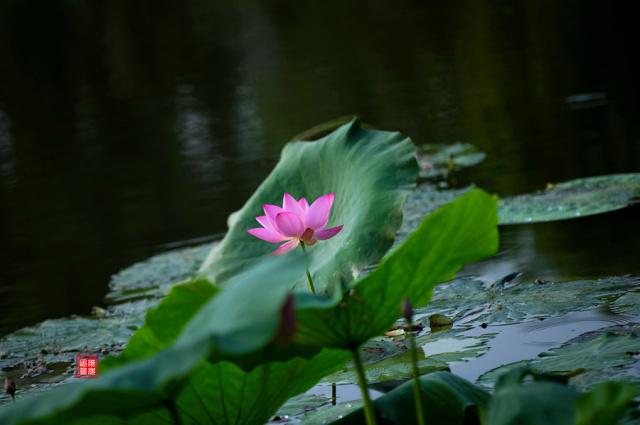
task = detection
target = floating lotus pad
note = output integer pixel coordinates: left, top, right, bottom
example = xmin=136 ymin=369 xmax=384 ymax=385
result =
xmin=275 ymin=393 xmax=332 ymax=418
xmin=293 ymin=400 xmax=363 ymax=425
xmin=611 ymin=291 xmax=640 ymax=315
xmin=421 ymin=275 xmax=640 ymax=325
xmin=400 ymin=174 xmax=640 ymax=235
xmin=106 ymin=242 xmax=213 ymax=303
xmin=417 ymin=142 xmax=486 ymax=179
xmin=478 ymin=328 xmax=640 ymax=390
xmin=499 ymin=173 xmax=640 ymax=224
xmin=323 ymin=334 xmax=489 ymax=386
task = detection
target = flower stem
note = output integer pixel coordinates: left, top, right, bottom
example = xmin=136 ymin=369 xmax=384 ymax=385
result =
xmin=351 ymin=348 xmax=377 ymax=425
xmin=299 ymin=242 xmax=316 ymax=294
xmin=408 ymin=326 xmax=426 ymax=425
xmin=166 ymin=400 xmax=183 ymax=425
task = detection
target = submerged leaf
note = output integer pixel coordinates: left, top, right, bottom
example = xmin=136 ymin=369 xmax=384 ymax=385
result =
xmin=199 ymin=119 xmax=418 ymax=293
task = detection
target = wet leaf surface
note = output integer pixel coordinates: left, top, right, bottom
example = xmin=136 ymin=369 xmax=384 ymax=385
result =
xmin=422 ymin=275 xmax=640 ymax=325
xmin=274 ymin=393 xmax=332 ymax=419
xmin=291 ymin=399 xmax=363 ymax=424
xmin=106 ymin=243 xmax=213 ymax=303
xmin=199 ymin=119 xmax=418 ymax=293
xmin=400 ymin=174 xmax=640 ymax=238
xmin=499 ymin=173 xmax=640 ymax=224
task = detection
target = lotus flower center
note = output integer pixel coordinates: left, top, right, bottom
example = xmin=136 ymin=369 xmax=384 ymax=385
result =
xmin=301 ymin=228 xmax=316 ymax=245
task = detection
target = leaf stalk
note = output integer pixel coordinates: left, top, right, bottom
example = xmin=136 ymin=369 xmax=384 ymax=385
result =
xmin=351 ymin=348 xmax=377 ymax=425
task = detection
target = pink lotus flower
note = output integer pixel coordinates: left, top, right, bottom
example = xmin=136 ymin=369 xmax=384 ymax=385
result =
xmin=248 ymin=193 xmax=344 ymax=255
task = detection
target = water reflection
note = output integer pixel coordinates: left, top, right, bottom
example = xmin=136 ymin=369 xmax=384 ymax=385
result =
xmin=452 ymin=309 xmax=635 ymax=383
xmin=0 ymin=0 xmax=639 ymax=334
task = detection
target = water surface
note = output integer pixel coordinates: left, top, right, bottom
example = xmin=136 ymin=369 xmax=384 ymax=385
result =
xmin=1 ymin=1 xmax=639 ymax=335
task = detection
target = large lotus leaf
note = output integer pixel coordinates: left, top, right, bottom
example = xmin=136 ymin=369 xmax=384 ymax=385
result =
xmin=0 ymin=338 xmax=208 ymax=425
xmin=0 ymin=254 xmax=313 ymax=425
xmin=397 ymin=183 xmax=470 ymax=244
xmin=335 ymin=371 xmax=490 ymax=425
xmin=174 ymin=350 xmax=349 ymax=425
xmin=101 ymin=278 xmax=218 ymax=370
xmin=293 ymin=189 xmax=499 ymax=349
xmin=0 ymin=348 xmax=350 ymax=425
xmin=199 ymin=119 xmax=418 ymax=293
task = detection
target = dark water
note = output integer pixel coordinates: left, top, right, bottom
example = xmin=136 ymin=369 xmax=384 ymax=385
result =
xmin=1 ymin=1 xmax=639 ymax=336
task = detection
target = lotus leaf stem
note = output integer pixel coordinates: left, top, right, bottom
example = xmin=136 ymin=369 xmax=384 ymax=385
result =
xmin=351 ymin=348 xmax=377 ymax=425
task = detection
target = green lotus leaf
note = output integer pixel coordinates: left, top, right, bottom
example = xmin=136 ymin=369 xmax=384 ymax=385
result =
xmin=424 ymin=275 xmax=640 ymax=326
xmin=487 ymin=381 xmax=579 ymax=425
xmin=479 ymin=331 xmax=640 ymax=390
xmin=499 ymin=173 xmax=640 ymax=224
xmin=106 ymin=242 xmax=214 ymax=303
xmin=401 ymin=174 xmax=640 ymax=233
xmin=487 ymin=368 xmax=637 ymax=425
xmin=101 ymin=277 xmax=218 ymax=370
xmin=0 ymin=253 xmax=318 ymax=425
xmin=535 ymin=332 xmax=640 ymax=376
xmin=199 ymin=119 xmax=418 ymax=293
xmin=324 ymin=334 xmax=489 ymax=388
xmin=293 ymin=188 xmax=499 ymax=349
xmin=296 ymin=399 xmax=363 ymax=425
xmin=335 ymin=371 xmax=490 ymax=425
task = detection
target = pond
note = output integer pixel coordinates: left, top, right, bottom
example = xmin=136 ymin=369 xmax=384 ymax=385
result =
xmin=0 ymin=0 xmax=639 ymax=354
